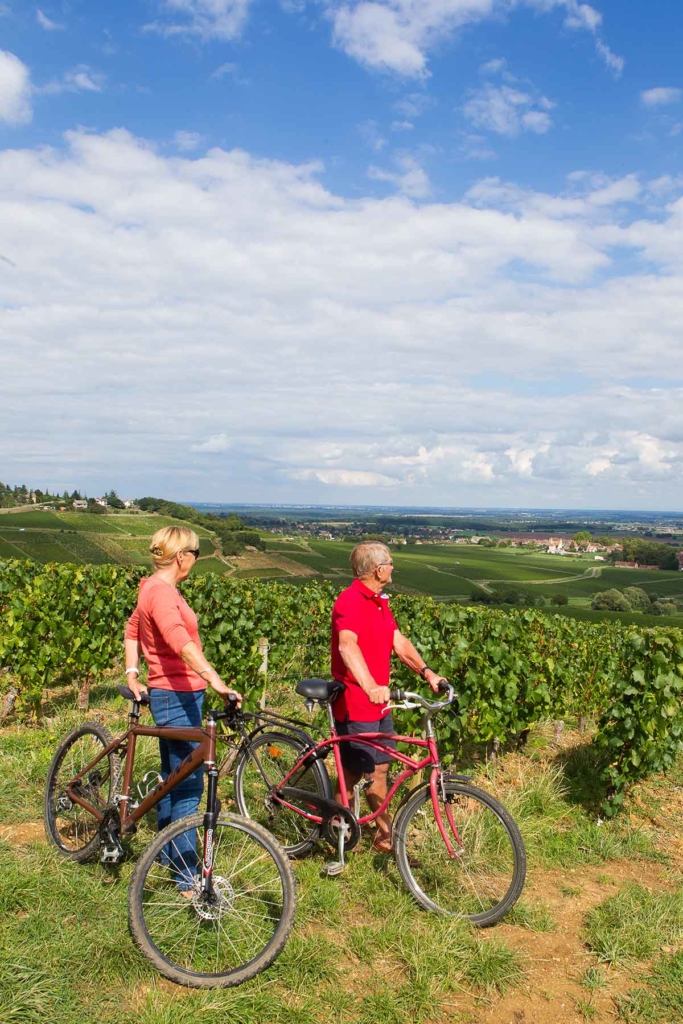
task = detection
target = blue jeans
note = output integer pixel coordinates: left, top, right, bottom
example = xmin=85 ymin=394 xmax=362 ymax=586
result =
xmin=149 ymin=688 xmax=205 ymax=890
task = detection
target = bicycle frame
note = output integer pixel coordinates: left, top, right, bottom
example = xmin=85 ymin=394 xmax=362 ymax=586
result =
xmin=268 ymin=705 xmax=459 ymax=857
xmin=66 ymin=717 xmax=218 ymax=833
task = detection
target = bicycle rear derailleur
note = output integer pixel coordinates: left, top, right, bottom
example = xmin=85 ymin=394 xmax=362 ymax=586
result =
xmin=99 ymin=806 xmax=124 ymax=864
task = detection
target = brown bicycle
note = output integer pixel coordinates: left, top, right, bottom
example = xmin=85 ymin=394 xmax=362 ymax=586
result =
xmin=43 ymin=685 xmax=295 ymax=988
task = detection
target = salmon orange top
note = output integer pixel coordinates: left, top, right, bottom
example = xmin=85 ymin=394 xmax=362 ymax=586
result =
xmin=125 ymin=576 xmax=206 ymax=692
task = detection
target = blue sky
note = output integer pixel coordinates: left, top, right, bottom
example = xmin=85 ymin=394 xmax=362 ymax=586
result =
xmin=1 ymin=1 xmax=683 ymax=508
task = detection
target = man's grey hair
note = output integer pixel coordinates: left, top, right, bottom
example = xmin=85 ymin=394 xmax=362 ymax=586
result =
xmin=350 ymin=541 xmax=391 ymax=579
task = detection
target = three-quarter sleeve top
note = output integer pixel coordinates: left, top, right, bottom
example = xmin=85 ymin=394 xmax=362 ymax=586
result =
xmin=125 ymin=576 xmax=207 ymax=692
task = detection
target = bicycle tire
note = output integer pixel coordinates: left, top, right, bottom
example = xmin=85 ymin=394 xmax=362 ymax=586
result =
xmin=44 ymin=722 xmax=121 ymax=862
xmin=128 ymin=812 xmax=296 ymax=988
xmin=234 ymin=731 xmax=331 ymax=857
xmin=393 ymin=781 xmax=526 ymax=926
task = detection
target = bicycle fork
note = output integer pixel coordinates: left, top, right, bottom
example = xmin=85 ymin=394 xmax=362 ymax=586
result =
xmin=200 ymin=764 xmax=220 ymax=897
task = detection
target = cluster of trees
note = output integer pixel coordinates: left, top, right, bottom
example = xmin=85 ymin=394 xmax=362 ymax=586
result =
xmin=0 ymin=482 xmax=84 ymax=508
xmin=591 ymin=586 xmax=677 ymax=616
xmin=136 ymin=497 xmax=265 ymax=555
xmin=612 ymin=538 xmax=680 ymax=571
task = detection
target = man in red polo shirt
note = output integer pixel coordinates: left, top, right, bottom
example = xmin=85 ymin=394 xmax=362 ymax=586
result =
xmin=331 ymin=541 xmax=446 ymax=853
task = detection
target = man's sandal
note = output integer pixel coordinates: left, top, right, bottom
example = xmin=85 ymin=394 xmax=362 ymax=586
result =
xmin=371 ymin=832 xmax=393 ymax=854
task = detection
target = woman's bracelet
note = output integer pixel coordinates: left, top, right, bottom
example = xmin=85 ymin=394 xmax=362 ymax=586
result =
xmin=198 ymin=666 xmax=213 ymax=678
xmin=125 ymin=667 xmax=140 ymax=676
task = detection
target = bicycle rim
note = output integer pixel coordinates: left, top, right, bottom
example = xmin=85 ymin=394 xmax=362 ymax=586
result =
xmin=45 ymin=724 xmax=119 ymax=859
xmin=129 ymin=814 xmax=295 ymax=986
xmin=394 ymin=782 xmax=526 ymax=925
xmin=235 ymin=732 xmax=330 ymax=855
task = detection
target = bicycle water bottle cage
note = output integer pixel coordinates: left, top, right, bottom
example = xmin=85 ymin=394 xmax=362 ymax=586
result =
xmin=295 ymin=679 xmax=344 ymax=705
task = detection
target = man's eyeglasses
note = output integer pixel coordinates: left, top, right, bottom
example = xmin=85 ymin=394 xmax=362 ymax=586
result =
xmin=376 ymin=560 xmax=394 ymax=569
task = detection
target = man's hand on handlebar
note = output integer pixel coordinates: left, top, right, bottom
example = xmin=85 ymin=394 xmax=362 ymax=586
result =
xmin=423 ymin=668 xmax=449 ymax=694
xmin=367 ymin=684 xmax=391 ymax=705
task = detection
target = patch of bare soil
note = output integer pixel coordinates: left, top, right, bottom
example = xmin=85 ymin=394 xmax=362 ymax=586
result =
xmin=0 ymin=821 xmax=45 ymax=846
xmin=231 ymin=550 xmax=318 ymax=577
xmin=467 ymin=859 xmax=670 ymax=1024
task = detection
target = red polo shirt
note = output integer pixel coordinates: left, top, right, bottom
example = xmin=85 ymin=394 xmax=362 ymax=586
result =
xmin=331 ymin=579 xmax=398 ymax=722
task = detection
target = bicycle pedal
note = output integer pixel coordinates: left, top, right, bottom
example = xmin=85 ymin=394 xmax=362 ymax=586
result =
xmin=322 ymin=861 xmax=345 ymax=877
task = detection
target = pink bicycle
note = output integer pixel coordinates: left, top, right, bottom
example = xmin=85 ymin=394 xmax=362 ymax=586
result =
xmin=232 ymin=679 xmax=526 ymax=925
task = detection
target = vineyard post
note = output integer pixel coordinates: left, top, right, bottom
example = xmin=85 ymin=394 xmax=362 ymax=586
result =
xmin=258 ymin=637 xmax=269 ymax=710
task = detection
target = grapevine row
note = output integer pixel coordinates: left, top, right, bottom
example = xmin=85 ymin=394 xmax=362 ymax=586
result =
xmin=1 ymin=559 xmax=682 ymax=811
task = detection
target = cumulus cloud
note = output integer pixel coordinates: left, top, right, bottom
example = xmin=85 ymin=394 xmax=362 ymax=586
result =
xmin=641 ymin=87 xmax=682 ymax=108
xmin=357 ymin=119 xmax=387 ymax=151
xmin=462 ymin=83 xmax=554 ymax=136
xmin=2 ymin=129 xmax=683 ymax=504
xmin=0 ymin=50 xmax=32 ymax=125
xmin=144 ymin=0 xmax=253 ymax=41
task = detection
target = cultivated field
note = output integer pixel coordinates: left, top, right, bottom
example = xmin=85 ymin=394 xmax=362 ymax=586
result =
xmin=2 ymin=682 xmax=682 ymax=1024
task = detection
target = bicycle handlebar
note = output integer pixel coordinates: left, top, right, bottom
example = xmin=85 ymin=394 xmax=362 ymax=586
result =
xmin=389 ymin=682 xmax=457 ymax=711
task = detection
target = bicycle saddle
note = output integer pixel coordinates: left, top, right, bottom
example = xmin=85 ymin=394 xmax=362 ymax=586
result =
xmin=117 ymin=683 xmax=150 ymax=706
xmin=295 ymin=678 xmax=344 ymax=703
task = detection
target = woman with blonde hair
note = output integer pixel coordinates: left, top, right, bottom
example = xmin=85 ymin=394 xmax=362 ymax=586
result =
xmin=124 ymin=525 xmax=240 ymax=891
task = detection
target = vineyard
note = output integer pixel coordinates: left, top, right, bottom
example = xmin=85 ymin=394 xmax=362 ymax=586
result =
xmin=1 ymin=559 xmax=682 ymax=812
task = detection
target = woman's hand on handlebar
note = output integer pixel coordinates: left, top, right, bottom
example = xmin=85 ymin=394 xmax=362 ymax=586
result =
xmin=208 ymin=675 xmax=243 ymax=707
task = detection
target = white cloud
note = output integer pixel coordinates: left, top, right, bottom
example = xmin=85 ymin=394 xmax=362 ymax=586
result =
xmin=563 ymin=2 xmax=601 ymax=32
xmin=36 ymin=8 xmax=64 ymax=30
xmin=3 ymin=130 xmax=683 ymax=504
xmin=462 ymin=84 xmax=554 ymax=136
xmin=357 ymin=119 xmax=387 ymax=151
xmin=290 ymin=469 xmax=399 ymax=487
xmin=38 ymin=65 xmax=105 ymax=96
xmin=391 ymin=119 xmax=414 ymax=131
xmin=641 ymin=87 xmax=682 ymax=108
xmin=393 ymin=92 xmax=433 ymax=119
xmin=211 ymin=62 xmax=250 ymax=84
xmin=316 ymin=1 xmax=622 ymax=79
xmin=0 ymin=50 xmax=32 ymax=125
xmin=174 ymin=130 xmax=204 ymax=151
xmin=191 ymin=433 xmax=232 ymax=452
xmin=144 ymin=0 xmax=253 ymax=41
xmin=368 ymin=152 xmax=431 ymax=197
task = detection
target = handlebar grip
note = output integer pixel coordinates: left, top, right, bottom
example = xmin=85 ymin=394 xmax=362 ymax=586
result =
xmin=437 ymin=680 xmax=449 ymax=694
xmin=226 ymin=693 xmax=238 ymax=705
xmin=389 ymin=689 xmax=404 ymax=702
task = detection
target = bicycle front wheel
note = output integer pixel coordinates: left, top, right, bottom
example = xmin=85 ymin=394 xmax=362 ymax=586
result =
xmin=394 ymin=782 xmax=526 ymax=926
xmin=234 ymin=731 xmax=331 ymax=857
xmin=128 ymin=813 xmax=296 ymax=988
xmin=44 ymin=722 xmax=120 ymax=862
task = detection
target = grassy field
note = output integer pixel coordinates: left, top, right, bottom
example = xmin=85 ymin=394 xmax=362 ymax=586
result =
xmin=264 ymin=539 xmax=683 ymax=612
xmin=2 ymin=682 xmax=683 ymax=1024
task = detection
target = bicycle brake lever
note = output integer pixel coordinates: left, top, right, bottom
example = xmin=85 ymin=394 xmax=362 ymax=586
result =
xmin=385 ymin=701 xmax=420 ymax=711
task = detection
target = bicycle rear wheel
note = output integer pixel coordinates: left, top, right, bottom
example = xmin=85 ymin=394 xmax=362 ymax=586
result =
xmin=234 ymin=731 xmax=331 ymax=857
xmin=44 ymin=723 xmax=120 ymax=862
xmin=128 ymin=813 xmax=296 ymax=988
xmin=394 ymin=782 xmax=526 ymax=926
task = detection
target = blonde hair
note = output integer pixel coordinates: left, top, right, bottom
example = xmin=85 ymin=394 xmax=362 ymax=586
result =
xmin=149 ymin=526 xmax=200 ymax=569
xmin=350 ymin=541 xmax=391 ymax=579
